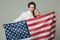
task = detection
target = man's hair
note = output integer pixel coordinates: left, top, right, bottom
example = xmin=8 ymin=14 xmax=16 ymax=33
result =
xmin=28 ymin=1 xmax=36 ymax=8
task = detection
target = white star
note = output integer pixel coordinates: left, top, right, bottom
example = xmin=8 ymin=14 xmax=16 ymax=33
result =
xmin=18 ymin=34 xmax=20 ymax=35
xmin=22 ymin=33 xmax=24 ymax=34
xmin=21 ymin=29 xmax=23 ymax=31
xmin=23 ymin=36 xmax=25 ymax=38
xmin=13 ymin=31 xmax=15 ymax=32
xmin=11 ymin=29 xmax=13 ymax=31
xmin=12 ymin=27 xmax=14 ymax=29
xmin=15 ymin=23 xmax=17 ymax=25
xmin=9 ymin=32 xmax=11 ymax=33
xmin=20 ymin=26 xmax=22 ymax=27
xmin=23 ymin=21 xmax=25 ymax=24
xmin=25 ymin=34 xmax=26 ymax=36
xmin=11 ymin=24 xmax=14 ymax=26
xmin=9 ymin=37 xmax=11 ymax=39
xmin=21 ymin=35 xmax=22 ymax=37
xmin=20 ymin=37 xmax=21 ymax=39
xmin=7 ymin=30 xmax=9 ymax=32
xmin=10 ymin=35 xmax=12 ymax=37
xmin=13 ymin=37 xmax=15 ymax=38
xmin=6 ymin=26 xmax=8 ymax=28
xmin=8 ymin=28 xmax=10 ymax=29
xmin=23 ymin=27 xmax=25 ymax=29
xmin=16 ymin=38 xmax=17 ymax=39
xmin=19 ymin=23 xmax=21 ymax=24
xmin=7 ymin=36 xmax=8 ymax=37
xmin=24 ymin=25 xmax=26 ymax=27
xmin=12 ymin=33 xmax=14 ymax=34
xmin=15 ymin=34 xmax=16 ymax=36
xmin=19 ymin=28 xmax=20 ymax=30
xmin=17 ymin=30 xmax=19 ymax=32
xmin=7 ymin=25 xmax=9 ymax=26
xmin=11 ymin=39 xmax=13 ymax=40
xmin=27 ymin=35 xmax=29 ymax=37
xmin=24 ymin=31 xmax=25 ymax=33
xmin=15 ymin=28 xmax=17 ymax=30
xmin=25 ymin=29 xmax=27 ymax=31
xmin=26 ymin=32 xmax=28 ymax=34
xmin=20 ymin=32 xmax=21 ymax=33
xmin=22 ymin=24 xmax=23 ymax=25
xmin=17 ymin=36 xmax=19 ymax=37
xmin=14 ymin=25 xmax=15 ymax=27
xmin=8 ymin=34 xmax=10 ymax=35
xmin=18 ymin=25 xmax=20 ymax=26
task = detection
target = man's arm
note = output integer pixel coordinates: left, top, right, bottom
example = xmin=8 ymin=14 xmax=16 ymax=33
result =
xmin=12 ymin=13 xmax=25 ymax=22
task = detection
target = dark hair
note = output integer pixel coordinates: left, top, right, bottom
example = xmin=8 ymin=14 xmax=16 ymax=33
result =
xmin=32 ymin=11 xmax=36 ymax=17
xmin=28 ymin=1 xmax=36 ymax=8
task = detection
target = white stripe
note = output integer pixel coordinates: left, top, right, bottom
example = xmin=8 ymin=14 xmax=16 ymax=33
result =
xmin=27 ymin=14 xmax=52 ymax=24
xmin=29 ymin=19 xmax=56 ymax=30
xmin=49 ymin=33 xmax=55 ymax=39
xmin=30 ymin=23 xmax=55 ymax=34
xmin=30 ymin=32 xmax=50 ymax=39
xmin=45 ymin=18 xmax=56 ymax=24
xmin=29 ymin=22 xmax=45 ymax=30
xmin=30 ymin=28 xmax=55 ymax=39
xmin=28 ymin=20 xmax=51 ymax=29
xmin=30 ymin=26 xmax=51 ymax=34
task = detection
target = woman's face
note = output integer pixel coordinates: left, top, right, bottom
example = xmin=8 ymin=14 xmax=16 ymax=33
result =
xmin=34 ymin=9 xmax=40 ymax=16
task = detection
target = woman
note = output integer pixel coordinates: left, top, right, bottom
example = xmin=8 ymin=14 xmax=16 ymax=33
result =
xmin=33 ymin=9 xmax=41 ymax=18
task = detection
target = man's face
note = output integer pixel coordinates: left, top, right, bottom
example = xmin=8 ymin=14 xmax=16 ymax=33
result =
xmin=28 ymin=4 xmax=35 ymax=12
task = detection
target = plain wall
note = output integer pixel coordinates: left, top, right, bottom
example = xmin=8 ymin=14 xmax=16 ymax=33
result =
xmin=0 ymin=0 xmax=60 ymax=40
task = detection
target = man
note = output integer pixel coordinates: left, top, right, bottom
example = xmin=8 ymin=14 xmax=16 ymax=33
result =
xmin=13 ymin=1 xmax=36 ymax=22
xmin=12 ymin=2 xmax=36 ymax=40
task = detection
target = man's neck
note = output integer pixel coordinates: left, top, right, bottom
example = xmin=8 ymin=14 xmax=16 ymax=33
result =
xmin=28 ymin=10 xmax=33 ymax=13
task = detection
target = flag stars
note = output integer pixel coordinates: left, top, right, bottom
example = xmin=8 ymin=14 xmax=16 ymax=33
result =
xmin=4 ymin=20 xmax=30 ymax=40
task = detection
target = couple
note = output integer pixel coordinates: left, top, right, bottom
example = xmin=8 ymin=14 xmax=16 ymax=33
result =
xmin=13 ymin=2 xmax=40 ymax=22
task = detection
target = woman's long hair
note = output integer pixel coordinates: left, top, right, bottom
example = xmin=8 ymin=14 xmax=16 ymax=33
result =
xmin=32 ymin=11 xmax=36 ymax=17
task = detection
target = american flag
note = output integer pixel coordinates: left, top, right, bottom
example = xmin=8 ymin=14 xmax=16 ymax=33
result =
xmin=4 ymin=11 xmax=56 ymax=40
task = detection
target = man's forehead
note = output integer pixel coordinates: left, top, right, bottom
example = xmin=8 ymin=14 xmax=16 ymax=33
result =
xmin=29 ymin=5 xmax=34 ymax=7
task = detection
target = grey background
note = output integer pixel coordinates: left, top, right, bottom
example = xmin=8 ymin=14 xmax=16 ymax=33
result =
xmin=0 ymin=0 xmax=60 ymax=40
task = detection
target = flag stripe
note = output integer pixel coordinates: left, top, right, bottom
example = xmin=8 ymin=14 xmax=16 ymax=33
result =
xmin=31 ymin=29 xmax=55 ymax=40
xmin=27 ymin=11 xmax=56 ymax=40
xmin=30 ymin=25 xmax=56 ymax=37
xmin=26 ymin=11 xmax=55 ymax=21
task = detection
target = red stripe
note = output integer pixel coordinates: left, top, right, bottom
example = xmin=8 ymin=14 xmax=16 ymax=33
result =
xmin=29 ymin=21 xmax=56 ymax=32
xmin=31 ymin=30 xmax=55 ymax=40
xmin=51 ymin=20 xmax=56 ymax=25
xmin=28 ymin=17 xmax=52 ymax=27
xmin=49 ymin=36 xmax=55 ymax=40
xmin=30 ymin=25 xmax=56 ymax=37
xmin=53 ymin=15 xmax=56 ymax=18
xmin=26 ymin=11 xmax=56 ymax=40
xmin=27 ymin=14 xmax=56 ymax=27
xmin=29 ymin=23 xmax=51 ymax=32
xmin=28 ymin=18 xmax=56 ymax=28
xmin=26 ymin=11 xmax=55 ymax=22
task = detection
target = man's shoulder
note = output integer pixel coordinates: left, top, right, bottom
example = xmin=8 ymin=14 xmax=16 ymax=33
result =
xmin=22 ymin=11 xmax=29 ymax=14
